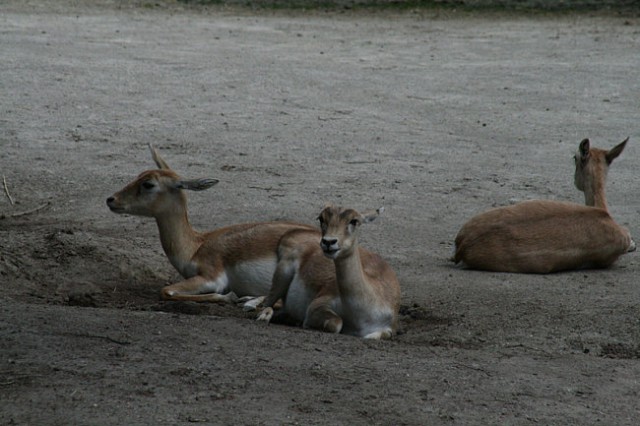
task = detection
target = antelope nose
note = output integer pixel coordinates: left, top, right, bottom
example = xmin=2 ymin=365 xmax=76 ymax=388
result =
xmin=106 ymin=196 xmax=115 ymax=205
xmin=322 ymin=237 xmax=338 ymax=247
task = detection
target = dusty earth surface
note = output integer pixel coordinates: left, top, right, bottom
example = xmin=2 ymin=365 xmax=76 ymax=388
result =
xmin=2 ymin=1 xmax=640 ymax=424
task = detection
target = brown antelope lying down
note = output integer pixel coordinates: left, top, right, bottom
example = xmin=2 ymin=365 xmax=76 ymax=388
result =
xmin=107 ymin=145 xmax=315 ymax=304
xmin=257 ymin=204 xmax=401 ymax=339
xmin=453 ymin=138 xmax=634 ymax=273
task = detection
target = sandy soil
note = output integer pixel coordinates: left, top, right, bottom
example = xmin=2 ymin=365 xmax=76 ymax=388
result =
xmin=1 ymin=1 xmax=640 ymax=424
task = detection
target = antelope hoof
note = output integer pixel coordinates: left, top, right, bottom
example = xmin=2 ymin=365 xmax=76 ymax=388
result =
xmin=225 ymin=291 xmax=239 ymax=303
xmin=628 ymin=239 xmax=636 ymax=253
xmin=241 ymin=296 xmax=265 ymax=312
xmin=364 ymin=329 xmax=393 ymax=340
xmin=257 ymin=307 xmax=274 ymax=323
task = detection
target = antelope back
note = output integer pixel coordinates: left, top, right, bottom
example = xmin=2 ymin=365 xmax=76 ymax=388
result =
xmin=455 ymin=200 xmax=631 ymax=273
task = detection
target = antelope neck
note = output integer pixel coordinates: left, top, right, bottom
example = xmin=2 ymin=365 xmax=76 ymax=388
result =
xmin=333 ymin=248 xmax=370 ymax=299
xmin=584 ymin=177 xmax=609 ymax=212
xmin=155 ymin=206 xmax=201 ymax=271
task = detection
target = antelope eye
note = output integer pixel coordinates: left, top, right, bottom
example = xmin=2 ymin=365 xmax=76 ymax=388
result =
xmin=349 ymin=219 xmax=359 ymax=227
xmin=141 ymin=181 xmax=155 ymax=190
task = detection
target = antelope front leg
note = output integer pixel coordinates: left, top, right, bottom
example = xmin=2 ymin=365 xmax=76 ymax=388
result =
xmin=256 ymin=256 xmax=297 ymax=323
xmin=161 ymin=275 xmax=237 ymax=303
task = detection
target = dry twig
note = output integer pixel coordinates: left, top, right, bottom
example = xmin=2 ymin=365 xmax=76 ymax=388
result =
xmin=0 ymin=202 xmax=51 ymax=220
xmin=2 ymin=175 xmax=14 ymax=205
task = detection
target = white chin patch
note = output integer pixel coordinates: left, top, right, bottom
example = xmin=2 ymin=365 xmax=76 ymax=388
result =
xmin=322 ymin=249 xmax=340 ymax=259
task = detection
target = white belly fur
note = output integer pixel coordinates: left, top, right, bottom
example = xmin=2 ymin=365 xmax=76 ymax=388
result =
xmin=338 ymin=297 xmax=394 ymax=337
xmin=226 ymin=257 xmax=277 ymax=297
xmin=283 ymin=276 xmax=314 ymax=322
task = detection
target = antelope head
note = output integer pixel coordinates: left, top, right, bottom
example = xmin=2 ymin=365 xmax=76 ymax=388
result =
xmin=573 ymin=137 xmax=628 ymax=209
xmin=318 ymin=204 xmax=383 ymax=260
xmin=106 ymin=144 xmax=218 ymax=218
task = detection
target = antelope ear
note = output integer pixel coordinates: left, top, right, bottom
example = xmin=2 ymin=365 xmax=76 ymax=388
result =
xmin=149 ymin=144 xmax=172 ymax=170
xmin=605 ymin=137 xmax=629 ymax=165
xmin=175 ymin=178 xmax=219 ymax=191
xmin=317 ymin=202 xmax=335 ymax=220
xmin=322 ymin=202 xmax=335 ymax=211
xmin=579 ymin=138 xmax=590 ymax=162
xmin=362 ymin=207 xmax=384 ymax=224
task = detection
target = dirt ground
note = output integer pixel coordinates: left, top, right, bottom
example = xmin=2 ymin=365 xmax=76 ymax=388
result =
xmin=2 ymin=1 xmax=640 ymax=424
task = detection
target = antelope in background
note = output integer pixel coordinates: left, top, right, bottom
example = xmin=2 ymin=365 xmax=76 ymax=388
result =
xmin=257 ymin=204 xmax=401 ymax=339
xmin=453 ymin=138 xmax=634 ymax=273
xmin=107 ymin=145 xmax=315 ymax=304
